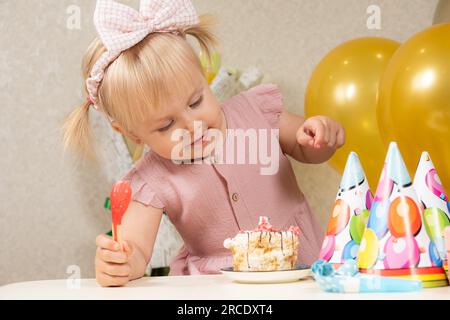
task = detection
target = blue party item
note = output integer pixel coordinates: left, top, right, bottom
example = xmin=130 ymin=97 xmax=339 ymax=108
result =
xmin=311 ymin=259 xmax=334 ymax=276
xmin=335 ymin=259 xmax=359 ymax=276
xmin=312 ymin=260 xmax=422 ymax=293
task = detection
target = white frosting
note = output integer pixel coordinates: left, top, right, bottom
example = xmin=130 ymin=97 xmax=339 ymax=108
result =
xmin=224 ymin=230 xmax=298 ymax=271
xmin=223 ymin=238 xmax=234 ymax=249
xmin=224 ymin=231 xmax=295 ymax=249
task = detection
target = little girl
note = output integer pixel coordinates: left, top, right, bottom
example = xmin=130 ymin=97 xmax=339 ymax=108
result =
xmin=63 ymin=0 xmax=345 ymax=287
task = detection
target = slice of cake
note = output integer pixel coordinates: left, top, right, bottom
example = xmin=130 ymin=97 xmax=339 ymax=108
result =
xmin=223 ymin=216 xmax=300 ymax=272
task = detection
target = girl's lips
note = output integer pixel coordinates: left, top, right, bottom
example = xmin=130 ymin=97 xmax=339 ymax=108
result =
xmin=191 ymin=134 xmax=204 ymax=145
xmin=191 ymin=130 xmax=210 ymax=146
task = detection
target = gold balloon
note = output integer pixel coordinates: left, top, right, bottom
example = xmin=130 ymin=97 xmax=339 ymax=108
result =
xmin=378 ymin=23 xmax=450 ymax=192
xmin=305 ymin=37 xmax=400 ymax=190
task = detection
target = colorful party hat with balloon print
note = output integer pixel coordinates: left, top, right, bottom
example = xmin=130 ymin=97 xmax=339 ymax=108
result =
xmin=413 ymin=152 xmax=450 ymax=280
xmin=357 ymin=142 xmax=448 ymax=288
xmin=319 ymin=152 xmax=373 ymax=267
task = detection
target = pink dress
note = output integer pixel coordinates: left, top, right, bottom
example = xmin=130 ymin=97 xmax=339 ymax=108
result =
xmin=121 ymin=84 xmax=324 ymax=275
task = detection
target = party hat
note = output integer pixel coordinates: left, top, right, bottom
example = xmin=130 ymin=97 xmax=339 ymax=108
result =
xmin=319 ymin=152 xmax=373 ymax=267
xmin=413 ymin=152 xmax=450 ymax=279
xmin=357 ymin=142 xmax=448 ymax=288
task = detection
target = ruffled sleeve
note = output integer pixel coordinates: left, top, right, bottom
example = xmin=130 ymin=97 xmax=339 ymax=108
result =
xmin=246 ymin=83 xmax=284 ymax=130
xmin=120 ymin=168 xmax=165 ymax=209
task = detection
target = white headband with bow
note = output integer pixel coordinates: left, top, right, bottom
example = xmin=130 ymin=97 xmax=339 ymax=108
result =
xmin=86 ymin=0 xmax=199 ymax=108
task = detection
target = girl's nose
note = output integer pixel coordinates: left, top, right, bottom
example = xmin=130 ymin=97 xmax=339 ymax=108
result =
xmin=184 ymin=119 xmax=204 ymax=144
xmin=184 ymin=116 xmax=203 ymax=134
xmin=185 ymin=120 xmax=196 ymax=133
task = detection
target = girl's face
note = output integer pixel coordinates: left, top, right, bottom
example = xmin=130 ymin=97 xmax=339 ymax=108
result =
xmin=129 ymin=71 xmax=227 ymax=161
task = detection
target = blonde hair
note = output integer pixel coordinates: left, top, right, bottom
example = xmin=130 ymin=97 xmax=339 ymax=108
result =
xmin=62 ymin=15 xmax=217 ymax=162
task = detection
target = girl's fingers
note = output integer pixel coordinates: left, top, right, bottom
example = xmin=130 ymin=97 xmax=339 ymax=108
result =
xmin=96 ymin=234 xmax=121 ymax=251
xmin=297 ymin=130 xmax=314 ymax=146
xmin=336 ymin=126 xmax=346 ymax=147
xmin=96 ymin=257 xmax=131 ymax=277
xmin=320 ymin=121 xmax=331 ymax=148
xmin=328 ymin=127 xmax=337 ymax=148
xmin=122 ymin=241 xmax=133 ymax=256
xmin=308 ymin=119 xmax=327 ymax=148
xmin=98 ymin=247 xmax=128 ymax=264
xmin=96 ymin=272 xmax=129 ymax=287
xmin=299 ymin=117 xmax=345 ymax=149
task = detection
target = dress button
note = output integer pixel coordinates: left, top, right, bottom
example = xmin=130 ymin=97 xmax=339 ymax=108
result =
xmin=232 ymin=193 xmax=239 ymax=202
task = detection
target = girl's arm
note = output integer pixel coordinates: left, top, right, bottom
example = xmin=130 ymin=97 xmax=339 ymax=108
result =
xmin=95 ymin=201 xmax=163 ymax=287
xmin=279 ymin=111 xmax=345 ymax=164
xmin=121 ymin=200 xmax=163 ymax=280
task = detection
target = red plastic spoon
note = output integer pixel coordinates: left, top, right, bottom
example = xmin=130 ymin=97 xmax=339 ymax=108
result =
xmin=110 ymin=181 xmax=132 ymax=250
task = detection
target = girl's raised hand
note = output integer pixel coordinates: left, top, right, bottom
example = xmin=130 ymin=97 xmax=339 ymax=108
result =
xmin=296 ymin=116 xmax=345 ymax=150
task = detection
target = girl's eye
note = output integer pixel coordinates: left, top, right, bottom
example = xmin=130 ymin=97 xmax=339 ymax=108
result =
xmin=189 ymin=95 xmax=203 ymax=109
xmin=158 ymin=120 xmax=174 ymax=132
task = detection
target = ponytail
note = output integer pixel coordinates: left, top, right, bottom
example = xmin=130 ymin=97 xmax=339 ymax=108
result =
xmin=62 ymin=37 xmax=106 ymax=162
xmin=185 ymin=14 xmax=219 ymax=66
xmin=62 ymin=100 xmax=97 ymax=163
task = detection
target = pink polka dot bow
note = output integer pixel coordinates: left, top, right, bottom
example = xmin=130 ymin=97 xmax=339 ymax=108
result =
xmin=86 ymin=0 xmax=199 ymax=106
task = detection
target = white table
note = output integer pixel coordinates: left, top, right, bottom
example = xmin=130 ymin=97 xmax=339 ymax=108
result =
xmin=1 ymin=275 xmax=450 ymax=300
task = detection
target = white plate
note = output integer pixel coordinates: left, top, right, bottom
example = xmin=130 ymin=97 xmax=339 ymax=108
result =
xmin=220 ymin=265 xmax=312 ymax=284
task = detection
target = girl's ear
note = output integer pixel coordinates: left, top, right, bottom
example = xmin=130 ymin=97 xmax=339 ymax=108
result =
xmin=110 ymin=121 xmax=142 ymax=145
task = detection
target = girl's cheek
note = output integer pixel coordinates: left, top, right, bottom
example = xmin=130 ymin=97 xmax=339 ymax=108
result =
xmin=163 ymin=139 xmax=183 ymax=159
